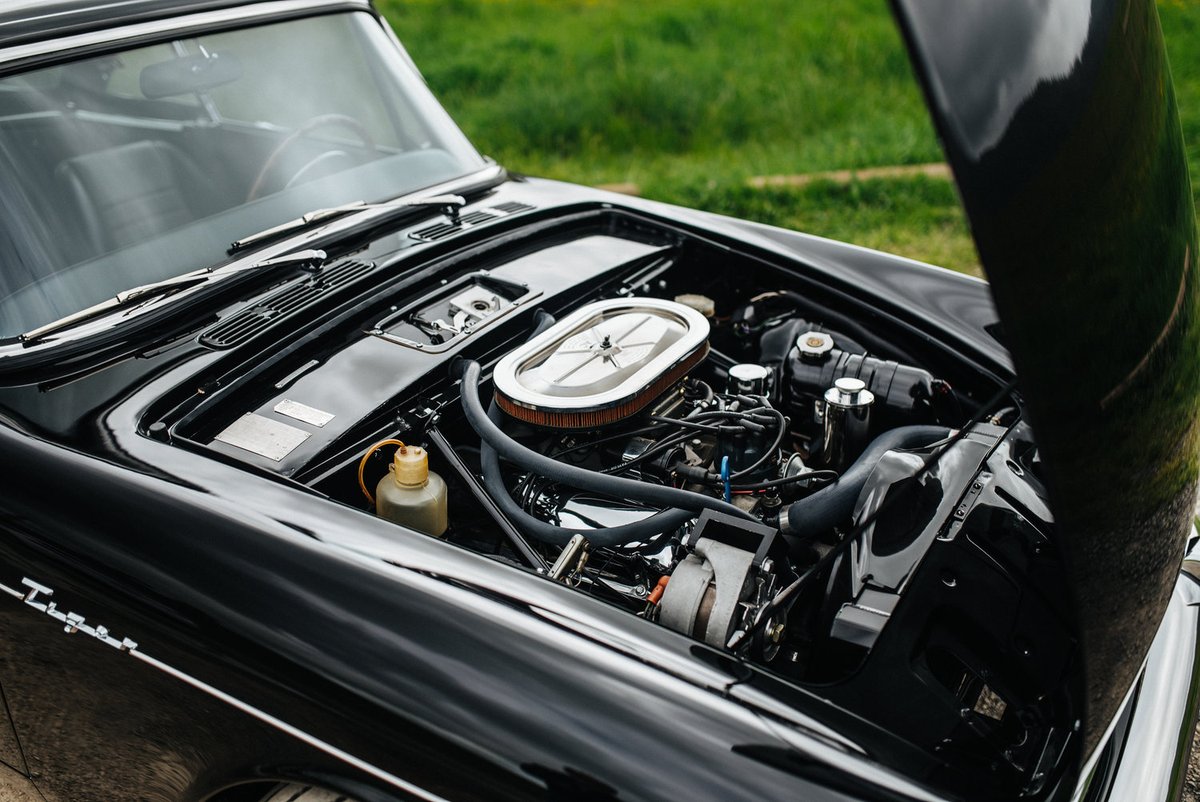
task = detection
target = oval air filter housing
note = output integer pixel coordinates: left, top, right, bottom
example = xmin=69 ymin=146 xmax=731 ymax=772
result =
xmin=493 ymin=298 xmax=710 ymax=428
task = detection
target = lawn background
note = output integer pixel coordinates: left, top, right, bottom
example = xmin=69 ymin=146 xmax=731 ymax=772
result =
xmin=376 ymin=0 xmax=1200 ymax=276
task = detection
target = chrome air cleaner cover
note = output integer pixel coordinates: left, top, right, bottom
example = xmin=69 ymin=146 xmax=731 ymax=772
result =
xmin=493 ymin=298 xmax=710 ymax=428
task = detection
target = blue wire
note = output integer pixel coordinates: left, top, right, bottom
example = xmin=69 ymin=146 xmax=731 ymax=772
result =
xmin=720 ymin=455 xmax=731 ymax=502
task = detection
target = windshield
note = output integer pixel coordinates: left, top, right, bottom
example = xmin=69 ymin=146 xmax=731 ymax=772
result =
xmin=0 ymin=11 xmax=485 ymax=338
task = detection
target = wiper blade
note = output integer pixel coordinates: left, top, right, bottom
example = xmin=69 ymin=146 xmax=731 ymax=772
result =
xmin=229 ymin=193 xmax=467 ymax=253
xmin=19 ymin=248 xmax=327 ymax=344
xmin=20 ymin=273 xmax=210 ymax=343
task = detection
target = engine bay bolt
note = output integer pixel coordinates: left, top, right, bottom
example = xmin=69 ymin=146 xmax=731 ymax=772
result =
xmin=767 ymin=623 xmax=786 ymax=643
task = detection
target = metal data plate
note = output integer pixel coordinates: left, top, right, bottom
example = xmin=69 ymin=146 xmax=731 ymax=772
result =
xmin=214 ymin=413 xmax=309 ymax=462
xmin=273 ymin=399 xmax=334 ymax=427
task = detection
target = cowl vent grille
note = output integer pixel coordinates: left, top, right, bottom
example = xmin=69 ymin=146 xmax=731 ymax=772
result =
xmin=458 ymin=210 xmax=500 ymax=226
xmin=409 ymin=201 xmax=537 ymax=242
xmin=490 ymin=201 xmax=535 ymax=214
xmin=410 ymin=222 xmax=460 ymax=241
xmin=200 ymin=259 xmax=374 ymax=349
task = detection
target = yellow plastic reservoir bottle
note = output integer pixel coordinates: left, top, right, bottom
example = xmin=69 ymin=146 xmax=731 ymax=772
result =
xmin=375 ymin=445 xmax=448 ymax=537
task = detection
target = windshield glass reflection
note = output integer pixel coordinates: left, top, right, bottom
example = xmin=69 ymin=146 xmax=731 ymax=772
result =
xmin=0 ymin=11 xmax=484 ymax=337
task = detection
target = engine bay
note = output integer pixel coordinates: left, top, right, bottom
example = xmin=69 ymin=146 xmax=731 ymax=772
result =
xmin=155 ymin=213 xmax=1074 ymax=796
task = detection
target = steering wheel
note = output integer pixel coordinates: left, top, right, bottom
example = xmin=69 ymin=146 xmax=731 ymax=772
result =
xmin=246 ymin=113 xmax=376 ymax=202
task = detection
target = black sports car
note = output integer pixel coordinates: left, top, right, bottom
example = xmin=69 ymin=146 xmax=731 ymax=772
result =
xmin=0 ymin=1 xmax=1197 ymax=800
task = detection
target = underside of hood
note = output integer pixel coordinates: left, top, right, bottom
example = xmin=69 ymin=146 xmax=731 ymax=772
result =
xmin=891 ymin=0 xmax=1200 ymax=755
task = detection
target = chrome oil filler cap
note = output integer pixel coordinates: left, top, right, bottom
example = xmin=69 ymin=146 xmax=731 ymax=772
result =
xmin=822 ymin=377 xmax=875 ymax=470
xmin=727 ymin=363 xmax=774 ymax=396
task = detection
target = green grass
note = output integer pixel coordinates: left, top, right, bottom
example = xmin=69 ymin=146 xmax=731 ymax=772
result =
xmin=381 ymin=0 xmax=1200 ymax=277
xmin=669 ymin=175 xmax=980 ymax=273
xmin=1160 ymin=1 xmax=1200 ymax=194
xmin=383 ymin=0 xmax=936 ymax=180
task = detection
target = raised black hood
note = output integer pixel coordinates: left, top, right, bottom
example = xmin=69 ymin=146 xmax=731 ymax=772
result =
xmin=891 ymin=0 xmax=1200 ymax=754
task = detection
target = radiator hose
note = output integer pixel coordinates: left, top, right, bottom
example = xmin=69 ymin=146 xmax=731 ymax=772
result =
xmin=781 ymin=424 xmax=951 ymax=541
xmin=477 ymin=399 xmax=694 ymax=547
xmin=462 ymin=310 xmax=701 ymax=547
xmin=457 ymin=357 xmax=757 ymax=546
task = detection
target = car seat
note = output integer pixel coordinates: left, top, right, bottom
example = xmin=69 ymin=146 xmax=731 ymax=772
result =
xmin=56 ymin=139 xmax=222 ymax=254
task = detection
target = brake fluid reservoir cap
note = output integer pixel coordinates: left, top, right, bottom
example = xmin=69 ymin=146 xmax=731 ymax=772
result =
xmin=393 ymin=445 xmax=430 ymax=486
xmin=826 ymin=377 xmax=874 ymax=408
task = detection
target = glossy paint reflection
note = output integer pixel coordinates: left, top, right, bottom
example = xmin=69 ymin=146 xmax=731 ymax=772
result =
xmin=894 ymin=0 xmax=1200 ymax=756
xmin=0 ymin=416 xmax=936 ymax=801
xmin=904 ymin=0 xmax=1093 ymax=158
xmin=1104 ymin=573 xmax=1200 ymax=801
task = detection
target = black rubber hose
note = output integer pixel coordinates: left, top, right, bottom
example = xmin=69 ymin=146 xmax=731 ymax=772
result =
xmin=459 ymin=360 xmax=757 ymax=522
xmin=527 ymin=308 xmax=557 ymax=337
xmin=470 ymin=309 xmax=696 ymax=547
xmin=782 ymin=424 xmax=950 ymax=540
xmin=478 ymin=402 xmax=694 ymax=547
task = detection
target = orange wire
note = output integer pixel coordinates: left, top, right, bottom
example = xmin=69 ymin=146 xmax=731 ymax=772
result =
xmin=357 ymin=438 xmax=407 ymax=506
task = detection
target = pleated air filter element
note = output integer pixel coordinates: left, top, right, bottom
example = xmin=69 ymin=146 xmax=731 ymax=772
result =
xmin=493 ymin=298 xmax=710 ymax=428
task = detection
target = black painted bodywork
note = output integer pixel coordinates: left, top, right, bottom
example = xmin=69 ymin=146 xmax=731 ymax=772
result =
xmin=0 ymin=176 xmax=1008 ymax=802
xmin=0 ymin=1 xmax=1196 ymax=801
xmin=893 ymin=0 xmax=1200 ymax=755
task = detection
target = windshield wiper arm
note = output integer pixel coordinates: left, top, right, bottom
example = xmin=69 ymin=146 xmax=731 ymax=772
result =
xmin=19 ymin=248 xmax=327 ymax=344
xmin=229 ymin=193 xmax=467 ymax=253
xmin=209 ymin=247 xmax=327 ymax=275
xmin=19 ymin=274 xmax=209 ymax=344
